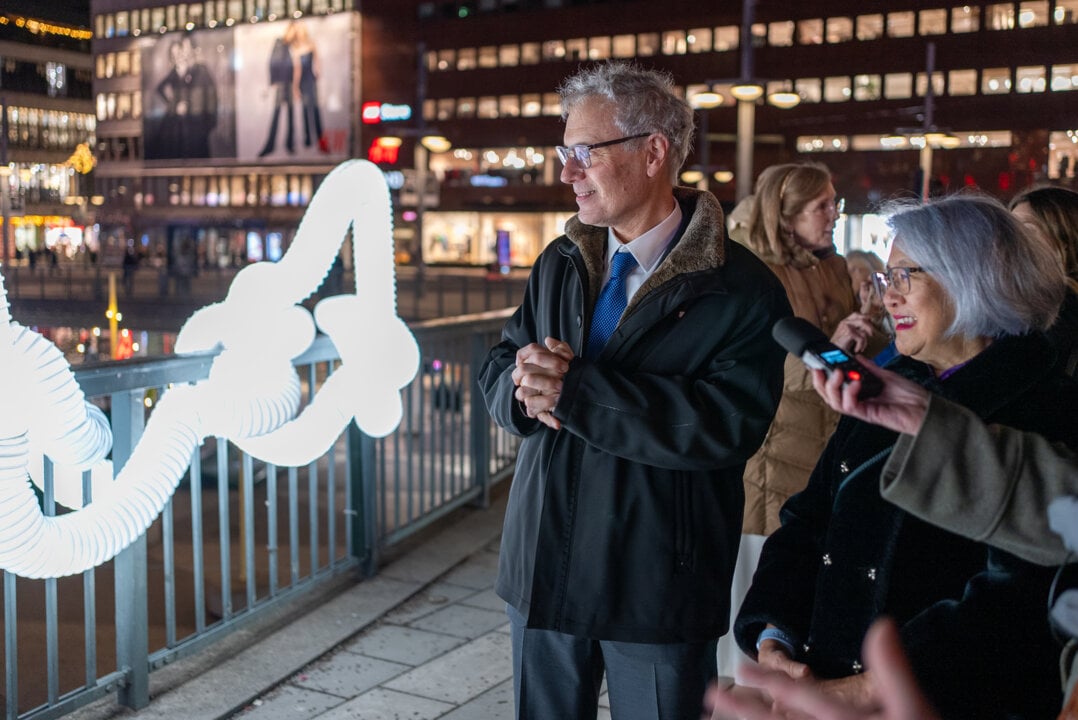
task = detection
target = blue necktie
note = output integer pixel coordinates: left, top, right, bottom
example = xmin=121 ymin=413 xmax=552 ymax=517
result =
xmin=587 ymin=250 xmax=638 ymax=359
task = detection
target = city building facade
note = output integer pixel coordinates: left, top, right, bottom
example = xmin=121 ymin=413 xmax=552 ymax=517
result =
xmin=0 ymin=6 xmax=96 ymax=268
xmin=88 ymin=0 xmax=1077 ymax=271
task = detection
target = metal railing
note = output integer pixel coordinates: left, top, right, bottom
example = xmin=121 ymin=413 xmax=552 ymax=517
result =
xmin=0 ymin=309 xmax=518 ymax=720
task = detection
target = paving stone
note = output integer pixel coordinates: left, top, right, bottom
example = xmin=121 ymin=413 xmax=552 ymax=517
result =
xmin=291 ymin=651 xmax=410 ymax=698
xmin=382 ymin=582 xmax=476 ymax=624
xmin=342 ymin=623 xmax=465 ymax=666
xmin=383 ymin=631 xmax=512 ymax=705
xmin=457 ymin=588 xmax=505 ymax=613
xmin=408 ymin=603 xmax=508 ymax=639
xmin=437 ymin=678 xmax=514 ymax=720
xmin=227 ymin=684 xmax=343 ymax=719
xmin=439 ymin=550 xmax=500 ymax=590
xmin=316 ymin=688 xmax=454 ymax=720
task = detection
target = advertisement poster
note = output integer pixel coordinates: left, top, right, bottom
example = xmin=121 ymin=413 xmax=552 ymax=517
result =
xmin=233 ymin=14 xmax=353 ymax=162
xmin=139 ymin=14 xmax=351 ymax=162
xmin=142 ymin=31 xmax=237 ymax=160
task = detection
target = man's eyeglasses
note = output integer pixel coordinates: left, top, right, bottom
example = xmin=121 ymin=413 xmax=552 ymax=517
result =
xmin=555 ymin=133 xmax=650 ymax=169
xmin=874 ymin=266 xmax=927 ymax=295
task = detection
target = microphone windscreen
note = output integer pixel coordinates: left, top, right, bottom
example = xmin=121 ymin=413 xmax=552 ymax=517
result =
xmin=772 ymin=316 xmax=827 ymax=356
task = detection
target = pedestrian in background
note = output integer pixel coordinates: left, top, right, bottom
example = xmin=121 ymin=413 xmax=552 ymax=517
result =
xmin=478 ymin=61 xmax=790 ymax=720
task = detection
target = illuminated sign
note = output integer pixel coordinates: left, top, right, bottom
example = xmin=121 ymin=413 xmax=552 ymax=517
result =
xmin=361 ymin=101 xmax=413 ymax=124
xmin=368 ymin=137 xmax=402 ymax=164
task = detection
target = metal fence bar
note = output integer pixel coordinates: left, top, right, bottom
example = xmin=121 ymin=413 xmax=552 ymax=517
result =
xmin=288 ymin=466 xmax=299 ymax=586
xmin=267 ymin=464 xmax=279 ymax=597
xmin=163 ymin=496 xmax=176 ymax=648
xmin=242 ymin=453 xmax=256 ymax=611
xmin=4 ymin=570 xmax=17 ymax=720
xmin=216 ymin=439 xmax=231 ymax=622
xmin=43 ymin=462 xmax=58 ymax=705
xmin=189 ymin=452 xmax=206 ymax=635
xmin=112 ymin=388 xmax=149 ymax=711
xmin=82 ymin=471 xmax=96 ymax=689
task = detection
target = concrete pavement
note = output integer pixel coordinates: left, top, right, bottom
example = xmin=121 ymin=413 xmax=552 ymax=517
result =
xmin=68 ymin=487 xmax=613 ymax=720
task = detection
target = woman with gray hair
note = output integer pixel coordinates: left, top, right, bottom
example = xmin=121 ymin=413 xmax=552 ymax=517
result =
xmin=734 ymin=193 xmax=1077 ymax=720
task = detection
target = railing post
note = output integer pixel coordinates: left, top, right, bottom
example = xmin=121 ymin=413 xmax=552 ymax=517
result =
xmin=111 ymin=388 xmax=150 ymax=710
xmin=348 ymin=424 xmax=379 ymax=577
xmin=469 ymin=330 xmax=491 ymax=508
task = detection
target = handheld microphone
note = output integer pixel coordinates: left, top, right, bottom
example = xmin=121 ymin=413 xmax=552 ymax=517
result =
xmin=772 ymin=316 xmax=883 ymax=400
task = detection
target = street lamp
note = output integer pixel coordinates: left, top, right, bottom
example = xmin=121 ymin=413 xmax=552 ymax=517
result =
xmin=687 ymin=90 xmax=724 ymax=192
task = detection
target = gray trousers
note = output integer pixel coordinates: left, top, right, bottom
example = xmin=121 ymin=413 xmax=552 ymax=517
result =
xmin=507 ymin=605 xmax=718 ymax=720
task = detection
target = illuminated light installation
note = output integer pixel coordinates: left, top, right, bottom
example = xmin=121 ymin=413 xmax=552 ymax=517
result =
xmin=0 ymin=159 xmax=419 ymax=578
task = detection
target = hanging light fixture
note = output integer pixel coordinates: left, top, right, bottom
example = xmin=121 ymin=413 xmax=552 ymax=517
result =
xmin=730 ymin=82 xmax=765 ymax=102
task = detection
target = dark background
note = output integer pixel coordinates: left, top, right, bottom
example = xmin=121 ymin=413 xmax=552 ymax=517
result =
xmin=10 ymin=1 xmax=91 ymax=26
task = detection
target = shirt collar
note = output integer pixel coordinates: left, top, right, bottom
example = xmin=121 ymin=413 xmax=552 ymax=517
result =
xmin=603 ymin=202 xmax=683 ymax=271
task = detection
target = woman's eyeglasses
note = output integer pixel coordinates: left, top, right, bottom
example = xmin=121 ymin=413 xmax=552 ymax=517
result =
xmin=874 ymin=266 xmax=927 ymax=295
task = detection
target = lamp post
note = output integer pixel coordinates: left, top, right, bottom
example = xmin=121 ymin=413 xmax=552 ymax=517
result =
xmin=688 ymin=90 xmax=723 ymax=192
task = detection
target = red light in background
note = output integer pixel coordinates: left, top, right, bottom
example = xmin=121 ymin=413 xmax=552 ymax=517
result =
xmin=361 ymin=102 xmax=382 ymax=124
xmin=368 ymin=137 xmax=401 ymax=164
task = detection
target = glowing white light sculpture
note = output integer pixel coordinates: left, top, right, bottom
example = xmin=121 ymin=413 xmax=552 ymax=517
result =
xmin=0 ymin=159 xmax=419 ymax=578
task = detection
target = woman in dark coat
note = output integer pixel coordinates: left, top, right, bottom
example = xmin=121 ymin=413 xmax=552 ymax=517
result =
xmin=734 ymin=194 xmax=1078 ymax=720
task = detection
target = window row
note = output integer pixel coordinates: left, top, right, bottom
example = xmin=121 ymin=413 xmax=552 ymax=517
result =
xmin=98 ymin=172 xmax=321 ymax=208
xmin=426 ymin=1 xmax=1078 ymax=72
xmin=0 ymin=57 xmax=92 ymax=100
xmin=94 ymin=0 xmax=347 ymax=38
xmin=4 ymin=106 xmax=96 ymax=152
xmin=422 ymin=64 xmax=1078 ymax=123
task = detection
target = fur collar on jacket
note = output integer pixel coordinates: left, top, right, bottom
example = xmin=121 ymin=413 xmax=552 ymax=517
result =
xmin=562 ymin=187 xmax=727 ymax=312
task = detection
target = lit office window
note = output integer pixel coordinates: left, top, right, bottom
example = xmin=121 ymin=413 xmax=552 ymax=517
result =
xmin=116 ymin=94 xmax=132 ymax=119
xmin=132 ymin=91 xmax=142 ymax=118
xmin=499 ymin=44 xmax=520 ymax=66
xmin=824 ymin=76 xmax=852 ymax=102
xmin=796 ymin=136 xmax=849 ymax=152
xmin=1056 ymin=0 xmax=1078 ymax=23
xmin=752 ymin=23 xmax=768 ymax=45
xmin=887 ymin=11 xmax=916 ymax=37
xmin=166 ymin=5 xmax=177 ymax=30
xmin=521 ymin=43 xmax=540 ymax=64
xmin=769 ymin=20 xmax=794 ymax=47
xmin=457 ymin=48 xmax=476 ymax=70
xmin=952 ymin=6 xmax=980 ymax=32
xmin=687 ymin=28 xmax=712 ymax=52
xmin=1051 ymin=64 xmax=1078 ymax=91
xmin=795 ymin=78 xmax=822 ymax=103
xmin=856 ymin=14 xmax=884 ymax=39
xmin=477 ymin=97 xmax=498 ymax=119
xmin=423 ymin=99 xmax=435 ymax=123
xmin=714 ymin=26 xmax=739 ymax=51
xmin=117 ymin=52 xmax=131 ymax=76
xmin=1018 ymin=1 xmax=1049 ymax=26
xmin=436 ymin=49 xmax=455 ymax=71
xmin=192 ymin=177 xmax=206 ymax=206
xmin=425 ymin=50 xmax=437 ymax=72
xmin=457 ymin=97 xmax=476 ymax=118
xmin=565 ymin=38 xmax=587 ymax=61
xmin=662 ymin=30 xmax=687 ymax=54
xmin=151 ymin=7 xmax=165 ymax=30
xmin=948 ymin=69 xmax=978 ymax=95
xmin=521 ymin=94 xmax=541 ymax=116
xmin=637 ymin=33 xmax=659 ymax=55
xmin=982 ymin=67 xmax=1012 ymax=93
xmin=499 ymin=95 xmax=520 ymax=117
xmin=204 ymin=1 xmax=218 ymax=26
xmin=189 ymin=3 xmax=205 ymax=26
xmin=539 ymin=39 xmax=564 ymax=60
xmin=478 ymin=46 xmax=497 ymax=68
xmin=1016 ymin=65 xmax=1047 ymax=92
xmin=826 ymin=17 xmax=854 ymax=43
xmin=884 ymin=73 xmax=913 ymax=98
xmin=854 ymin=74 xmax=881 ymax=100
xmin=916 ymin=72 xmax=945 ymax=96
xmin=437 ymin=98 xmax=455 ymax=120
xmin=918 ymin=9 xmax=947 ymax=34
xmin=97 ymin=55 xmax=109 ymax=79
xmin=232 ymin=176 xmax=246 ymax=207
xmin=115 ymin=11 xmax=130 ymax=36
xmin=95 ymin=14 xmax=106 ymax=38
xmin=794 ymin=19 xmax=821 ymax=45
xmin=176 ymin=4 xmax=187 ymax=28
xmin=588 ymin=37 xmax=610 ymax=60
xmin=987 ymin=3 xmax=1015 ymax=29
xmin=106 ymin=93 xmax=117 ymax=119
xmin=612 ymin=34 xmax=635 ymax=57
xmin=541 ymin=92 xmax=560 ymax=116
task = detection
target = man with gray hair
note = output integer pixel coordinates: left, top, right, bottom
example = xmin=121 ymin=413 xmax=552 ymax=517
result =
xmin=478 ymin=61 xmax=791 ymax=719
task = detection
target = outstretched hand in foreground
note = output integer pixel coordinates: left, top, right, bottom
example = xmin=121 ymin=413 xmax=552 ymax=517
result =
xmin=704 ymin=619 xmax=941 ymax=720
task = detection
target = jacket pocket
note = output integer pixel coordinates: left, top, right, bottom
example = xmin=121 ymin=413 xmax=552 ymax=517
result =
xmin=674 ymin=475 xmax=694 ymax=574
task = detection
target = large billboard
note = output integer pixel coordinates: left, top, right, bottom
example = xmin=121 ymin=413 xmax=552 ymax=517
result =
xmin=141 ymin=14 xmax=353 ymax=162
